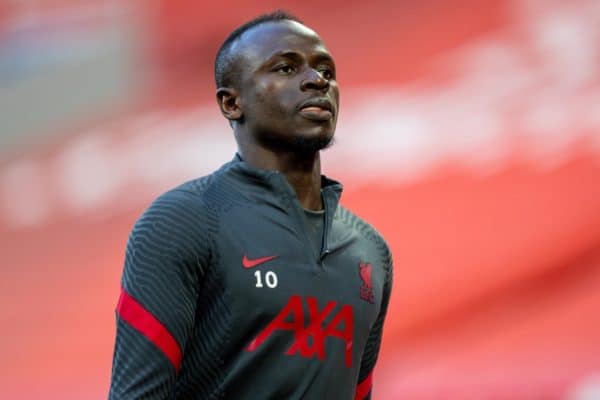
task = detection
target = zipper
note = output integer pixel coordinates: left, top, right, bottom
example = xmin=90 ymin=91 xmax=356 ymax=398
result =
xmin=270 ymin=172 xmax=335 ymax=269
xmin=271 ymin=173 xmax=323 ymax=267
xmin=318 ymin=190 xmax=333 ymax=265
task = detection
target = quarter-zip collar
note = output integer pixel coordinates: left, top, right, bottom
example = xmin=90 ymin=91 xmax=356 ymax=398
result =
xmin=223 ymin=154 xmax=343 ymax=262
xmin=319 ymin=175 xmax=343 ymax=260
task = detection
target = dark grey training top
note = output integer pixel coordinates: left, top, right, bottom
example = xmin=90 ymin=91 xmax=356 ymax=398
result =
xmin=109 ymin=154 xmax=393 ymax=400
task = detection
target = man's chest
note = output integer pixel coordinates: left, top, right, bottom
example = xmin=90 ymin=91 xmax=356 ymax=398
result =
xmin=208 ymin=206 xmax=384 ymax=368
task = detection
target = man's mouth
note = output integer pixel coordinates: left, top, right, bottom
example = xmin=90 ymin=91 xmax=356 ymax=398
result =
xmin=299 ymin=107 xmax=333 ymax=121
xmin=299 ymin=99 xmax=334 ymax=121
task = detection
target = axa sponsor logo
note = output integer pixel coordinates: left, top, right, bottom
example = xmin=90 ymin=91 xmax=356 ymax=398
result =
xmin=246 ymin=295 xmax=354 ymax=367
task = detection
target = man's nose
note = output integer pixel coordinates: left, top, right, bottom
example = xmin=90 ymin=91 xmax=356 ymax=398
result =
xmin=300 ymin=68 xmax=330 ymax=92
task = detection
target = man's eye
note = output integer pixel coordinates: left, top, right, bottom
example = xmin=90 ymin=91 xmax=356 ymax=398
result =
xmin=275 ymin=65 xmax=294 ymax=74
xmin=319 ymin=68 xmax=334 ymax=80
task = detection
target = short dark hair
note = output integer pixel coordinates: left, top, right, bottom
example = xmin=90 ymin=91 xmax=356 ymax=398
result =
xmin=214 ymin=10 xmax=303 ymax=88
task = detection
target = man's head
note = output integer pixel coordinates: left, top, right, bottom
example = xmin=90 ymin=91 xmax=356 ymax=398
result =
xmin=215 ymin=11 xmax=339 ymax=154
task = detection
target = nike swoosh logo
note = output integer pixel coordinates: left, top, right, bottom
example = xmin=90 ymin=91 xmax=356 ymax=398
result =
xmin=242 ymin=255 xmax=278 ymax=269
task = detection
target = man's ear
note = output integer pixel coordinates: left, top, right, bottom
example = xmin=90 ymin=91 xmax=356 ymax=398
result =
xmin=216 ymin=87 xmax=243 ymax=122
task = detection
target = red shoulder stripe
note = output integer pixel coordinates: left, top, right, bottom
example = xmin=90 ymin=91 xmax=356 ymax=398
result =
xmin=355 ymin=372 xmax=373 ymax=400
xmin=116 ymin=288 xmax=182 ymax=371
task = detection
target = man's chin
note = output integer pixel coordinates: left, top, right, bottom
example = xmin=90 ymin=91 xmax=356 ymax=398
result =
xmin=259 ymin=130 xmax=335 ymax=153
xmin=291 ymin=134 xmax=335 ymax=153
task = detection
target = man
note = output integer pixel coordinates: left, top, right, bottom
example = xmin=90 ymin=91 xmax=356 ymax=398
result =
xmin=109 ymin=11 xmax=393 ymax=400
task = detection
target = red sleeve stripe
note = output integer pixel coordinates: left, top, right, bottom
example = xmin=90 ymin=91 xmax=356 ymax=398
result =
xmin=116 ymin=288 xmax=182 ymax=371
xmin=355 ymin=372 xmax=373 ymax=400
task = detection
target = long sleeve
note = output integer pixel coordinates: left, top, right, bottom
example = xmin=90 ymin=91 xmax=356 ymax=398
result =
xmin=109 ymin=189 xmax=210 ymax=399
xmin=355 ymin=249 xmax=393 ymax=400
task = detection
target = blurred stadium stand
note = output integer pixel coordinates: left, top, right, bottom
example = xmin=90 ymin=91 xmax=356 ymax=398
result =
xmin=1 ymin=0 xmax=599 ymax=399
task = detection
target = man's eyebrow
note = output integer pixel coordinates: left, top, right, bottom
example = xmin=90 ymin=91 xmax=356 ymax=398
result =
xmin=267 ymin=50 xmax=303 ymax=61
xmin=313 ymin=52 xmax=335 ymax=65
xmin=268 ymin=50 xmax=335 ymax=64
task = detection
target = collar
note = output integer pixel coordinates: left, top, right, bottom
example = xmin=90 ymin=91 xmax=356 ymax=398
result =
xmin=223 ymin=153 xmax=343 ymax=258
xmin=226 ymin=153 xmax=343 ymax=205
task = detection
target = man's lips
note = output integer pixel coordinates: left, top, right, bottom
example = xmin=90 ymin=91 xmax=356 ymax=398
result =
xmin=298 ymin=99 xmax=334 ymax=121
xmin=299 ymin=106 xmax=333 ymax=121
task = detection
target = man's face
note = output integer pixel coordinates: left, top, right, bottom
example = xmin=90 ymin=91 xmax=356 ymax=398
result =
xmin=233 ymin=20 xmax=340 ymax=153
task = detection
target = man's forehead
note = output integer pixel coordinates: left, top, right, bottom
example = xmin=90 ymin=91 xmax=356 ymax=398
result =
xmin=231 ymin=20 xmax=330 ymax=61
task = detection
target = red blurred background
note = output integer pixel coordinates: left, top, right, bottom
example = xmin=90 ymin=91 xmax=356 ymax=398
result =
xmin=1 ymin=0 xmax=599 ymax=398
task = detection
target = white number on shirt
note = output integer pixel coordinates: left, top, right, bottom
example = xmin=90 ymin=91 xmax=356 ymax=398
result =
xmin=254 ymin=270 xmax=278 ymax=288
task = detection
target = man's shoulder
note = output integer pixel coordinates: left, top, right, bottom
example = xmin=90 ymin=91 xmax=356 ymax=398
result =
xmin=335 ymin=206 xmax=383 ymax=239
xmin=170 ymin=172 xmax=217 ymax=202
xmin=150 ymin=160 xmax=237 ymax=210
xmin=335 ymin=205 xmax=392 ymax=263
xmin=154 ymin=175 xmax=212 ymax=208
xmin=135 ymin=167 xmax=225 ymax=226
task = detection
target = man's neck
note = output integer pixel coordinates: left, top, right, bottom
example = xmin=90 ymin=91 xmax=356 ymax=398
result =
xmin=239 ymin=147 xmax=323 ymax=211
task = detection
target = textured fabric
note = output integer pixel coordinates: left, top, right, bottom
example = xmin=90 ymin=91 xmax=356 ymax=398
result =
xmin=109 ymin=155 xmax=393 ymax=399
xmin=303 ymin=207 xmax=325 ymax=260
